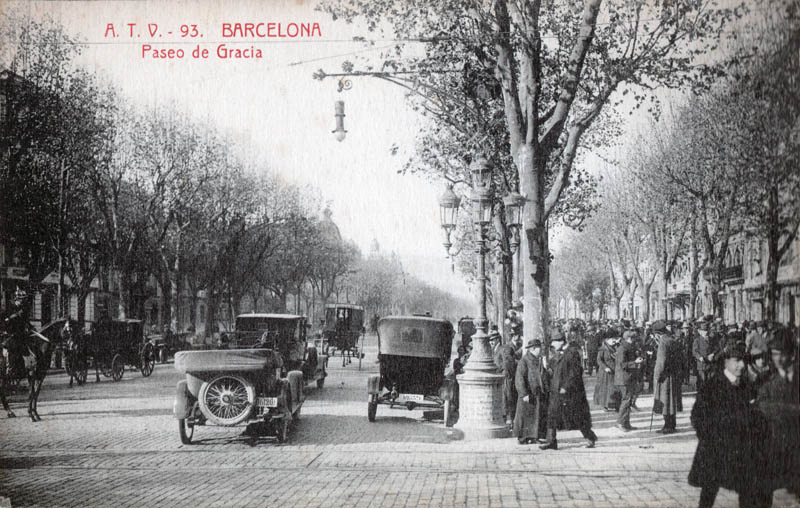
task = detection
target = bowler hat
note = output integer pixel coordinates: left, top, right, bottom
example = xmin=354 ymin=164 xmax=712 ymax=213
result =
xmin=722 ymin=341 xmax=747 ymax=360
xmin=526 ymin=339 xmax=542 ymax=349
xmin=768 ymin=329 xmax=795 ymax=354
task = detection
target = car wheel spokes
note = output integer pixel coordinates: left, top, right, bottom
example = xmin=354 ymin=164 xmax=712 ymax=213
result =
xmin=205 ymin=378 xmax=250 ymax=421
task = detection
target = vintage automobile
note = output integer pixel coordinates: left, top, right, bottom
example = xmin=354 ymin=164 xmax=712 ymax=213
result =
xmin=322 ymin=303 xmax=365 ymax=366
xmin=367 ymin=316 xmax=457 ymax=425
xmin=171 ymin=313 xmax=327 ymax=445
xmin=173 ymin=348 xmax=304 ymax=444
xmin=232 ymin=313 xmax=326 ymax=387
xmin=88 ymin=319 xmax=156 ymax=382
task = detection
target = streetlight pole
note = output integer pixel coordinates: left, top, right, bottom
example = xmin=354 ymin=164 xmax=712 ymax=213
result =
xmin=439 ymin=157 xmax=507 ymax=440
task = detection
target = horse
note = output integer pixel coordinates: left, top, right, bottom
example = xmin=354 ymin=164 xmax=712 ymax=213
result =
xmin=0 ymin=327 xmax=55 ymax=422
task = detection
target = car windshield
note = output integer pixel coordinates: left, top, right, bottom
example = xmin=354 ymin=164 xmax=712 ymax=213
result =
xmin=235 ymin=318 xmax=296 ymax=345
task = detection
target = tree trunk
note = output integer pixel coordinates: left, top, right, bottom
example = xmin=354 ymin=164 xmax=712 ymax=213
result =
xmin=765 ymin=228 xmax=780 ymax=322
xmin=520 ymin=146 xmax=548 ymax=343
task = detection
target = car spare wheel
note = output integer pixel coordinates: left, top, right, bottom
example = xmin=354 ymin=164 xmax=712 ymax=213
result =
xmin=198 ymin=374 xmax=255 ymax=426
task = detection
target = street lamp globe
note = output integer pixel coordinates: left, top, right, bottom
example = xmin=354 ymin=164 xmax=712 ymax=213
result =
xmin=332 ymin=100 xmax=347 ymax=142
xmin=470 ymin=156 xmax=493 ymax=189
xmin=503 ymin=191 xmax=525 ymax=229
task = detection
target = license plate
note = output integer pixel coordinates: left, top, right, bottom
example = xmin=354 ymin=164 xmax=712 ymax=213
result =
xmin=256 ymin=397 xmax=278 ymax=408
xmin=398 ymin=393 xmax=423 ymax=402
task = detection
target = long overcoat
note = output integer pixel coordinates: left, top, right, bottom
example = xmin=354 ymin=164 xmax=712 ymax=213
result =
xmin=593 ymin=342 xmax=617 ymax=407
xmin=494 ymin=343 xmax=518 ymax=419
xmin=688 ymin=373 xmax=767 ymax=492
xmin=757 ymin=371 xmax=800 ymax=494
xmin=513 ymin=351 xmax=547 ymax=440
xmin=546 ymin=342 xmax=592 ymax=431
xmin=652 ymin=334 xmax=684 ymax=415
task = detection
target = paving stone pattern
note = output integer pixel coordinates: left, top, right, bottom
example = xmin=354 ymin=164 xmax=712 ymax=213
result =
xmin=1 ymin=335 xmax=798 ymax=507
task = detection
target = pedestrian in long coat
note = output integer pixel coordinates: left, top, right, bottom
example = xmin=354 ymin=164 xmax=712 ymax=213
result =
xmin=513 ymin=339 xmax=547 ymax=444
xmin=651 ymin=321 xmax=684 ymax=433
xmin=585 ymin=328 xmax=601 ymax=376
xmin=493 ymin=332 xmax=518 ymax=426
xmin=757 ymin=329 xmax=799 ymax=498
xmin=540 ymin=332 xmax=597 ymax=450
xmin=688 ymin=341 xmax=770 ymax=508
xmin=593 ymin=336 xmax=618 ymax=410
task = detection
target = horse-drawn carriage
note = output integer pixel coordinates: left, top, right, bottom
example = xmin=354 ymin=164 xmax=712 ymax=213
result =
xmin=88 ymin=319 xmax=156 ymax=382
xmin=321 ymin=303 xmax=365 ymax=366
xmin=172 ymin=313 xmax=326 ymax=444
xmin=367 ymin=316 xmax=457 ymax=425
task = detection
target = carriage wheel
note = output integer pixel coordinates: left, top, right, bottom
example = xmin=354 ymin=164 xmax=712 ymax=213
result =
xmin=111 ymin=354 xmax=124 ymax=382
xmin=275 ymin=417 xmax=290 ymax=443
xmin=140 ymin=346 xmax=155 ymax=377
xmin=197 ymin=375 xmax=255 ymax=426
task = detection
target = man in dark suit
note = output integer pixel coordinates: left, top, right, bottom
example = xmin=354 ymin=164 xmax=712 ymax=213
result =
xmin=652 ymin=320 xmax=684 ymax=434
xmin=514 ymin=339 xmax=547 ymax=444
xmin=689 ymin=341 xmax=770 ymax=508
xmin=614 ymin=330 xmax=644 ymax=431
xmin=493 ymin=329 xmax=518 ymax=427
xmin=540 ymin=331 xmax=597 ymax=450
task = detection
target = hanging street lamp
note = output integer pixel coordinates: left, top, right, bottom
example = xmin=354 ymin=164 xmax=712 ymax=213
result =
xmin=453 ymin=156 xmax=508 ymax=440
xmin=438 ymin=184 xmax=461 ymax=257
xmin=332 ymin=100 xmax=347 ymax=142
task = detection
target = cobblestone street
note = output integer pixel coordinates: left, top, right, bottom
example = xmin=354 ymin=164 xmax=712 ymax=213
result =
xmin=1 ymin=336 xmax=798 ymax=508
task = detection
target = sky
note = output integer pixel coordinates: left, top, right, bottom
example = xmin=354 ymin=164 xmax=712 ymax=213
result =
xmin=1 ymin=0 xmax=477 ymax=299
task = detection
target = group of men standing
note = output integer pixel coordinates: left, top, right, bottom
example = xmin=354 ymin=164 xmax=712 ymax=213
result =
xmin=489 ymin=318 xmax=598 ymax=450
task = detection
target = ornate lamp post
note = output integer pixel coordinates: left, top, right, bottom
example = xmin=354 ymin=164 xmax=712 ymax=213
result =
xmin=438 ymin=184 xmax=461 ymax=257
xmin=503 ymin=191 xmax=525 ymax=306
xmin=450 ymin=156 xmax=508 ymax=440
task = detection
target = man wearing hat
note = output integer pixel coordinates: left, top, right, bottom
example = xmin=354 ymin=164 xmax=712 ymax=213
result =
xmin=689 ymin=341 xmax=771 ymax=508
xmin=1 ymin=287 xmax=33 ymax=379
xmin=651 ymin=320 xmax=685 ymax=434
xmin=614 ymin=329 xmax=644 ymax=431
xmin=540 ymin=330 xmax=597 ymax=450
xmin=692 ymin=320 xmax=719 ymax=391
xmin=492 ymin=327 xmax=518 ymax=427
xmin=757 ymin=329 xmax=799 ymax=499
xmin=514 ymin=339 xmax=547 ymax=444
xmin=746 ymin=321 xmax=769 ymax=358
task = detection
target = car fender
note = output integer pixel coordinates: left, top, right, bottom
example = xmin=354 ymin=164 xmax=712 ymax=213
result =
xmin=367 ymin=374 xmax=380 ymax=395
xmin=173 ymin=380 xmax=192 ymax=419
xmin=286 ymin=370 xmax=304 ymax=407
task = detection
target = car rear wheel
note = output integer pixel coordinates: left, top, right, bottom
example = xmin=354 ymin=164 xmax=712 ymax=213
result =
xmin=179 ymin=418 xmax=194 ymax=444
xmin=198 ymin=375 xmax=255 ymax=426
xmin=368 ymin=400 xmax=377 ymax=422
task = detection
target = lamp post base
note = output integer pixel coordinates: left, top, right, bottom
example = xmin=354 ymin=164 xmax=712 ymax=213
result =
xmin=454 ymin=367 xmax=509 ymax=441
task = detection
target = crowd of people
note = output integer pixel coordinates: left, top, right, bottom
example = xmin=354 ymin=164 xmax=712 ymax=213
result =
xmin=452 ymin=311 xmax=799 ymax=507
